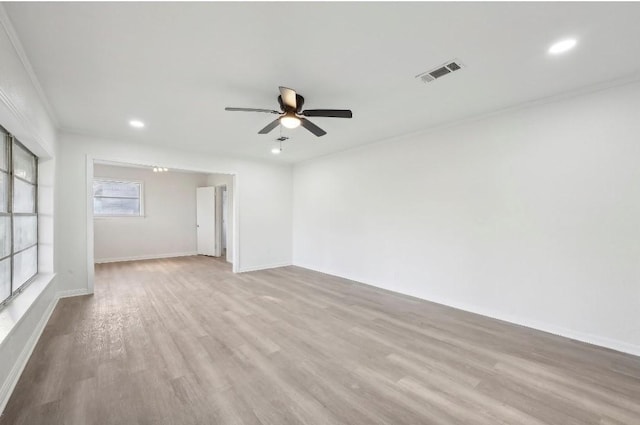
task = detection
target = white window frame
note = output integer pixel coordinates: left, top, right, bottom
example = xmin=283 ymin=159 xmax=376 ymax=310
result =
xmin=0 ymin=128 xmax=39 ymax=309
xmin=92 ymin=178 xmax=145 ymax=218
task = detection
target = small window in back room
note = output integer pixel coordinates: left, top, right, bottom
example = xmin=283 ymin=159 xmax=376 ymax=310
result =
xmin=93 ymin=179 xmax=144 ymax=217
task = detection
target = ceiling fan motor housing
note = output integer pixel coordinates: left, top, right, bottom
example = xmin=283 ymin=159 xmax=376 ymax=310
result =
xmin=278 ymin=94 xmax=305 ymax=113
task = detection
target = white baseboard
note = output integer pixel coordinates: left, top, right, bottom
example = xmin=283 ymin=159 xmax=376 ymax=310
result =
xmin=58 ymin=288 xmax=91 ymax=299
xmin=94 ymin=251 xmax=198 ymax=264
xmin=0 ymin=291 xmax=58 ymax=414
xmin=294 ymin=263 xmax=640 ymax=357
xmin=237 ymin=262 xmax=292 ymax=273
xmin=420 ymin=294 xmax=640 ymax=357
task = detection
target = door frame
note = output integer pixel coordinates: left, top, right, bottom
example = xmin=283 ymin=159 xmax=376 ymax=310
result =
xmin=214 ymin=184 xmax=227 ymax=259
xmin=86 ymin=155 xmax=240 ymax=294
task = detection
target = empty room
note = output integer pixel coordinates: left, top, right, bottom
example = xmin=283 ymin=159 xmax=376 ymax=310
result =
xmin=0 ymin=2 xmax=639 ymax=424
xmin=91 ymin=161 xmax=234 ymax=266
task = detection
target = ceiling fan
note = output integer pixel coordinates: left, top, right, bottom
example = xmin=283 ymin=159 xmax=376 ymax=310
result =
xmin=225 ymin=86 xmax=352 ymax=137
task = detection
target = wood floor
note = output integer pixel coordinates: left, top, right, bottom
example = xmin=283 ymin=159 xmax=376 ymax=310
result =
xmin=2 ymin=256 xmax=639 ymax=424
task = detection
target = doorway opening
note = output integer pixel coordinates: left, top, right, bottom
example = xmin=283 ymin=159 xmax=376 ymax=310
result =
xmin=196 ymin=175 xmax=233 ymax=264
xmin=86 ymin=158 xmax=238 ymax=294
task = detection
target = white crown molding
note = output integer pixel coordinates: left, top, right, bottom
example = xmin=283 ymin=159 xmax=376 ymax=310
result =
xmin=0 ymin=4 xmax=58 ymax=127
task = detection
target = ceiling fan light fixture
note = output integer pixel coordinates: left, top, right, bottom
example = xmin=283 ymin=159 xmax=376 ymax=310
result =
xmin=280 ymin=113 xmax=301 ymax=129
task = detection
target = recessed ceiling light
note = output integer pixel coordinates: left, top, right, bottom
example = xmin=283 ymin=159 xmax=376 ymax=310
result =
xmin=548 ymin=38 xmax=577 ymax=55
xmin=271 ymin=148 xmax=281 ymax=155
xmin=129 ymin=119 xmax=145 ymax=128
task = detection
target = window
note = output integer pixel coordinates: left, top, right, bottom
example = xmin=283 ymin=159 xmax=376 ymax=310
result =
xmin=1 ymin=126 xmax=39 ymax=306
xmin=93 ymin=179 xmax=143 ymax=217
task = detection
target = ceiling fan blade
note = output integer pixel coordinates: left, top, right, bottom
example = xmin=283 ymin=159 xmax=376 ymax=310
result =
xmin=301 ymin=109 xmax=353 ymax=118
xmin=300 ymin=118 xmax=327 ymax=137
xmin=225 ymin=107 xmax=280 ymax=114
xmin=258 ymin=119 xmax=281 ymax=134
xmin=279 ymin=86 xmax=297 ymax=110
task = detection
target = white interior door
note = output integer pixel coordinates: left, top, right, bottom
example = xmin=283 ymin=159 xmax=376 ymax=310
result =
xmin=196 ymin=187 xmax=216 ymax=256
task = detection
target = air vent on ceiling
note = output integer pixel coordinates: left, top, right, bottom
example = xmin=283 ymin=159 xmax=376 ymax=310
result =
xmin=416 ymin=60 xmax=464 ymax=84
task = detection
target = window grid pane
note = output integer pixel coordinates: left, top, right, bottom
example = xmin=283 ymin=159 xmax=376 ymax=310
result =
xmin=0 ymin=258 xmax=10 ymax=301
xmin=12 ymin=245 xmax=37 ymax=291
xmin=0 ymin=135 xmax=7 ymax=172
xmin=13 ymin=215 xmax=37 ymax=252
xmin=13 ymin=178 xmax=36 ymax=213
xmin=0 ymin=216 xmax=10 ymax=258
xmin=13 ymin=142 xmax=36 ymax=183
xmin=0 ymin=172 xmax=8 ymax=213
xmin=94 ymin=197 xmax=141 ymax=216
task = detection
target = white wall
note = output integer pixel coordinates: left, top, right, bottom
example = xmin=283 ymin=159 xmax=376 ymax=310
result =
xmin=0 ymin=5 xmax=60 ymax=411
xmin=207 ymin=173 xmax=234 ymax=263
xmin=293 ymin=80 xmax=640 ymax=355
xmin=56 ymin=132 xmax=293 ymax=293
xmin=93 ymin=164 xmax=207 ymax=263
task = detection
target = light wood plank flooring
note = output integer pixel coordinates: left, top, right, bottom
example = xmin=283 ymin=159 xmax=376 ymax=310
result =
xmin=2 ymin=256 xmax=639 ymax=424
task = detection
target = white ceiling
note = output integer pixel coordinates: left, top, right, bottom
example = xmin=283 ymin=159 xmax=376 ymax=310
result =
xmin=5 ymin=2 xmax=640 ymax=163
